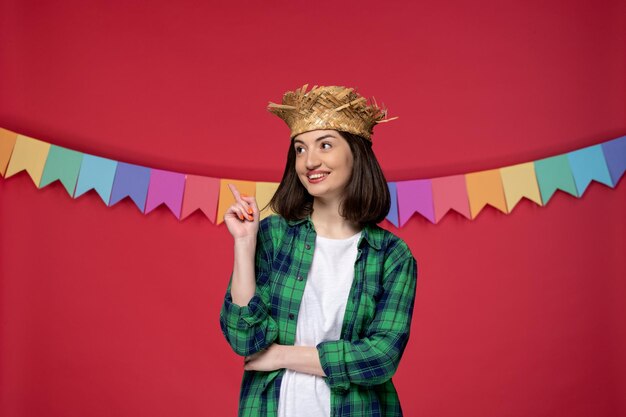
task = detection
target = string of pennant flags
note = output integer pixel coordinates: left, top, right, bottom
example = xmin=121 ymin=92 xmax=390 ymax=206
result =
xmin=0 ymin=127 xmax=624 ymax=227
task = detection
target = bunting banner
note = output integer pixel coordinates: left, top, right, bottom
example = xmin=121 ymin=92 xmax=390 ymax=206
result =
xmin=1 ymin=127 xmax=624 ymax=226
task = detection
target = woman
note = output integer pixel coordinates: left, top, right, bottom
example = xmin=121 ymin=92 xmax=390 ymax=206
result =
xmin=220 ymin=84 xmax=418 ymax=417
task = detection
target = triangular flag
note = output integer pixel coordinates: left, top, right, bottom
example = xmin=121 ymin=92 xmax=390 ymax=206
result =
xmin=534 ymin=155 xmax=577 ymax=203
xmin=601 ymin=135 xmax=626 ymax=187
xmin=0 ymin=127 xmax=18 ymax=177
xmin=567 ymin=144 xmax=613 ymax=196
xmin=217 ymin=179 xmax=257 ymax=225
xmin=145 ymin=169 xmax=186 ymax=218
xmin=39 ymin=145 xmax=83 ymax=196
xmin=385 ymin=182 xmax=399 ymax=227
xmin=499 ymin=162 xmax=543 ymax=210
xmin=256 ymin=181 xmax=280 ymax=220
xmin=4 ymin=134 xmax=51 ymax=187
xmin=431 ymin=174 xmax=471 ymax=223
xmin=465 ymin=169 xmax=507 ymax=219
xmin=181 ymin=174 xmax=220 ymax=222
xmin=110 ymin=162 xmax=151 ymax=212
xmin=396 ymin=179 xmax=435 ymax=227
xmin=74 ymin=154 xmax=118 ymax=205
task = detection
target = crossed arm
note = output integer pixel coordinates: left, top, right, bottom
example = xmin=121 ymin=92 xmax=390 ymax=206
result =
xmin=243 ymin=344 xmax=326 ymax=377
xmin=283 ymin=346 xmax=326 ymax=376
xmin=221 ymin=249 xmax=418 ymax=393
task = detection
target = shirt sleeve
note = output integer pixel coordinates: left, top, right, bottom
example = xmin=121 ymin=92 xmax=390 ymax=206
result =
xmin=316 ymin=251 xmax=418 ymax=393
xmin=219 ymin=219 xmax=279 ymax=357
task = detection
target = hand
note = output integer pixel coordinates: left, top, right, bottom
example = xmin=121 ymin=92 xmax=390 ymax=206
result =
xmin=224 ymin=183 xmax=260 ymax=241
xmin=244 ymin=343 xmax=284 ymax=372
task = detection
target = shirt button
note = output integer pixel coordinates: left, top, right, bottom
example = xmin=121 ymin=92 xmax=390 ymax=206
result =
xmin=289 ymin=313 xmax=295 ymax=320
xmin=297 ymin=275 xmax=303 ymax=281
xmin=305 ymin=244 xmax=311 ymax=250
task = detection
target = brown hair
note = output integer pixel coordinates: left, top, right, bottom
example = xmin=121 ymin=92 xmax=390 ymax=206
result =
xmin=263 ymin=131 xmax=391 ymax=226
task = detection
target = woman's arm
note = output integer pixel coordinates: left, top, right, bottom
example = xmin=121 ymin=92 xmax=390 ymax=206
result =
xmin=278 ymin=247 xmax=418 ymax=394
xmin=314 ymin=252 xmax=418 ymax=393
xmin=219 ymin=218 xmax=280 ymax=357
xmin=230 ymin=236 xmax=258 ymax=306
xmin=279 ymin=346 xmax=326 ymax=377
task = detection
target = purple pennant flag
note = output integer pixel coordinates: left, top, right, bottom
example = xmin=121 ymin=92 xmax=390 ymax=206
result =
xmin=144 ymin=169 xmax=186 ymax=218
xmin=396 ymin=179 xmax=435 ymax=227
xmin=109 ymin=162 xmax=151 ymax=212
xmin=601 ymin=135 xmax=626 ymax=186
xmin=386 ymin=182 xmax=399 ymax=227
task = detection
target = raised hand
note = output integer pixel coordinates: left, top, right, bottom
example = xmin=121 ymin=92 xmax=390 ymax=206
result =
xmin=224 ymin=183 xmax=260 ymax=241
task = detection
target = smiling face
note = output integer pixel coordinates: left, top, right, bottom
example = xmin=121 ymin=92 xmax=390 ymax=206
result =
xmin=293 ymin=129 xmax=354 ymax=203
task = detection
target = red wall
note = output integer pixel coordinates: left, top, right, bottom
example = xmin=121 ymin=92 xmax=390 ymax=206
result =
xmin=1 ymin=1 xmax=625 ymax=416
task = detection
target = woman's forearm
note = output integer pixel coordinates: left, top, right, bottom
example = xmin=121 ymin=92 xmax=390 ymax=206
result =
xmin=280 ymin=345 xmax=326 ymax=377
xmin=230 ymin=237 xmax=257 ymax=307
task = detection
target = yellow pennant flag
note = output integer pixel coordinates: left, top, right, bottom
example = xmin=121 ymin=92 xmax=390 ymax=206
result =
xmin=255 ymin=181 xmax=280 ymax=220
xmin=499 ymin=162 xmax=543 ymax=210
xmin=4 ymin=134 xmax=51 ymax=187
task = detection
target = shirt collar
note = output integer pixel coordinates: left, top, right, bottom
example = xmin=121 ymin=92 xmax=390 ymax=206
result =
xmin=286 ymin=213 xmax=383 ymax=250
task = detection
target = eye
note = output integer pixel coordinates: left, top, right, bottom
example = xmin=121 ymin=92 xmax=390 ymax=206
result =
xmin=321 ymin=142 xmax=331 ymax=149
xmin=295 ymin=146 xmax=304 ymax=154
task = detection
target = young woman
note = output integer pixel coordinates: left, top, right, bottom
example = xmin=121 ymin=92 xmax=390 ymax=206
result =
xmin=220 ymin=85 xmax=418 ymax=417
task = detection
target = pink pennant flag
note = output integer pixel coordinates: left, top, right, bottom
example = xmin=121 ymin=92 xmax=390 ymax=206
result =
xmin=145 ymin=169 xmax=186 ymax=219
xmin=431 ymin=175 xmax=472 ymax=222
xmin=180 ymin=175 xmax=220 ymax=222
xmin=396 ymin=179 xmax=435 ymax=227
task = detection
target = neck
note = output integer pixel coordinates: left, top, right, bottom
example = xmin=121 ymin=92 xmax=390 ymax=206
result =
xmin=310 ymin=198 xmax=361 ymax=238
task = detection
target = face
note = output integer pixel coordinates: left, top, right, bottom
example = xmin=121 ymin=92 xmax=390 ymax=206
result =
xmin=293 ymin=129 xmax=354 ymax=202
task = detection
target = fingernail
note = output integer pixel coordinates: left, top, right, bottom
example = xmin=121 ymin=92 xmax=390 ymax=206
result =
xmin=241 ymin=193 xmax=248 ymax=197
xmin=247 ymin=214 xmax=253 ymax=221
xmin=247 ymin=207 xmax=253 ymax=214
xmin=238 ymin=213 xmax=243 ymax=220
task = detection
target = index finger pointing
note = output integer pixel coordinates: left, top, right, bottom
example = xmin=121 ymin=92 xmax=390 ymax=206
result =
xmin=228 ymin=183 xmax=242 ymax=202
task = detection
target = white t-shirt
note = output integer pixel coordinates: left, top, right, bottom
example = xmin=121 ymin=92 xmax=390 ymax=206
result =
xmin=277 ymin=230 xmax=362 ymax=417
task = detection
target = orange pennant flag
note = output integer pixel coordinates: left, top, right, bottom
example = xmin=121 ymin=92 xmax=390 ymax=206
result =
xmin=217 ymin=179 xmax=257 ymax=225
xmin=0 ymin=127 xmax=18 ymax=177
xmin=465 ymin=169 xmax=508 ymax=219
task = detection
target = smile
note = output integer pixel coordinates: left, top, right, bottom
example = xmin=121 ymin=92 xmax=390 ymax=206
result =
xmin=307 ymin=172 xmax=329 ymax=183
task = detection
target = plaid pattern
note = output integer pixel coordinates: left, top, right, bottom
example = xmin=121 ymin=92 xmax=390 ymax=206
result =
xmin=220 ymin=213 xmax=418 ymax=417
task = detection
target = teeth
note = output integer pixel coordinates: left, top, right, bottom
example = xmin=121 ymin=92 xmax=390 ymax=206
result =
xmin=309 ymin=173 xmax=328 ymax=179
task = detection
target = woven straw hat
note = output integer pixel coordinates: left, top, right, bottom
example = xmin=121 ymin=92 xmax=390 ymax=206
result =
xmin=267 ymin=84 xmax=398 ymax=141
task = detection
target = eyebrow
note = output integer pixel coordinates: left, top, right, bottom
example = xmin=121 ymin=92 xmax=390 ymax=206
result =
xmin=293 ymin=134 xmax=336 ymax=145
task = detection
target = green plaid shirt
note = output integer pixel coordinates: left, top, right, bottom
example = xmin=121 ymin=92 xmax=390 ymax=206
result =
xmin=219 ymin=213 xmax=418 ymax=417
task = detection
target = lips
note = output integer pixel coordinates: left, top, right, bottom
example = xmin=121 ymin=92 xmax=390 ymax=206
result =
xmin=307 ymin=170 xmax=329 ymax=177
xmin=307 ymin=172 xmax=329 ymax=183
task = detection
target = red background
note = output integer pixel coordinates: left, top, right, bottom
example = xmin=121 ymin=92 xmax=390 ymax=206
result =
xmin=1 ymin=1 xmax=625 ymax=416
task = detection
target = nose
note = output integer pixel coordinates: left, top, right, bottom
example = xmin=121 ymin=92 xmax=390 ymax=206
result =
xmin=305 ymin=149 xmax=321 ymax=169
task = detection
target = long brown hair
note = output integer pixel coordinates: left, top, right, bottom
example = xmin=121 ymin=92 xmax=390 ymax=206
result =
xmin=264 ymin=130 xmax=391 ymax=226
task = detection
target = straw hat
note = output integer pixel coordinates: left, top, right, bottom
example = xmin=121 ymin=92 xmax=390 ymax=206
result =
xmin=267 ymin=84 xmax=398 ymax=141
